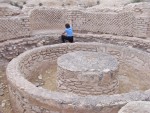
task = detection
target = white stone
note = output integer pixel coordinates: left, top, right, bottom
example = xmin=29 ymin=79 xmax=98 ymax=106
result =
xmin=103 ymin=69 xmax=110 ymax=73
xmin=38 ymin=75 xmax=42 ymax=80
xmin=1 ymin=102 xmax=5 ymax=108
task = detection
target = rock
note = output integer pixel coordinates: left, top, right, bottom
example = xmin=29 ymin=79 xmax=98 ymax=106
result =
xmin=37 ymin=43 xmax=43 ymax=47
xmin=38 ymin=75 xmax=42 ymax=80
xmin=40 ymin=82 xmax=45 ymax=86
xmin=119 ymin=101 xmax=150 ymax=113
xmin=1 ymin=101 xmax=5 ymax=108
xmin=34 ymin=82 xmax=40 ymax=87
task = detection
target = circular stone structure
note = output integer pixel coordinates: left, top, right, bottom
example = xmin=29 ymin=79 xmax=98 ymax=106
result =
xmin=57 ymin=51 xmax=119 ymax=95
xmin=6 ymin=43 xmax=150 ymax=113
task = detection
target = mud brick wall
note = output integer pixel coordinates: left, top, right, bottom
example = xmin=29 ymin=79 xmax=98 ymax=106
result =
xmin=0 ymin=16 xmax=31 ymax=41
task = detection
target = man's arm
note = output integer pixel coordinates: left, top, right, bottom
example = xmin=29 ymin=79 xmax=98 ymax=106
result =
xmin=70 ymin=19 xmax=73 ymax=27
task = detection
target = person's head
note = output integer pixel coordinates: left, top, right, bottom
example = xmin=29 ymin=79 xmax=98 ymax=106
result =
xmin=65 ymin=23 xmax=70 ymax=28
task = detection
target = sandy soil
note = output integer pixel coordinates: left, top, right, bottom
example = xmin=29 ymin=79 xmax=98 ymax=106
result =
xmin=29 ymin=62 xmax=150 ymax=94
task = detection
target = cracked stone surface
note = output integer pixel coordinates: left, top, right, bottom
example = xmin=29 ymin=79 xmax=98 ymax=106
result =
xmin=58 ymin=51 xmax=118 ymax=72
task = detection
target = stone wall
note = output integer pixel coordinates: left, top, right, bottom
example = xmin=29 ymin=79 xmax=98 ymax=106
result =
xmin=30 ymin=8 xmax=68 ymax=31
xmin=29 ymin=5 xmax=150 ymax=38
xmin=0 ymin=4 xmax=31 ymax=42
xmin=6 ymin=42 xmax=150 ymax=113
xmin=57 ymin=51 xmax=119 ymax=96
xmin=71 ymin=11 xmax=134 ymax=37
xmin=0 ymin=32 xmax=150 ymax=62
xmin=0 ymin=34 xmax=60 ymax=61
xmin=148 ymin=15 xmax=150 ymax=37
xmin=57 ymin=65 xmax=119 ymax=95
xmin=134 ymin=16 xmax=150 ymax=38
xmin=0 ymin=16 xmax=31 ymax=41
xmin=0 ymin=3 xmax=149 ymax=42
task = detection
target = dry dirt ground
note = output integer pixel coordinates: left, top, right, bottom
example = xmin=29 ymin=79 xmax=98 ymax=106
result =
xmin=0 ymin=60 xmax=13 ymax=113
xmin=9 ymin=0 xmax=140 ymax=7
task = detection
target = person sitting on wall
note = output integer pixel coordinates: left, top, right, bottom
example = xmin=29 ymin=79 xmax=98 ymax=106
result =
xmin=61 ymin=23 xmax=74 ymax=43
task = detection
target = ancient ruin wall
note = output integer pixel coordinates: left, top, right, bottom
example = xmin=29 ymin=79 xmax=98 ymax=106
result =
xmin=0 ymin=16 xmax=31 ymax=41
xmin=148 ymin=16 xmax=150 ymax=37
xmin=6 ymin=43 xmax=150 ymax=113
xmin=0 ymin=32 xmax=150 ymax=62
xmin=134 ymin=16 xmax=150 ymax=38
xmin=0 ymin=3 xmax=149 ymax=42
xmin=30 ymin=8 xmax=68 ymax=31
xmin=72 ymin=11 xmax=134 ymax=36
xmin=0 ymin=4 xmax=31 ymax=42
xmin=29 ymin=7 xmax=150 ymax=38
xmin=57 ymin=51 xmax=119 ymax=95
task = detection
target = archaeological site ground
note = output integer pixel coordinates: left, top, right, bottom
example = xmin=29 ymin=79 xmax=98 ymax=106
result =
xmin=0 ymin=0 xmax=150 ymax=113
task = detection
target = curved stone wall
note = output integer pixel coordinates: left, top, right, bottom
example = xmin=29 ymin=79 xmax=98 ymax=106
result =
xmin=6 ymin=42 xmax=150 ymax=113
xmin=0 ymin=32 xmax=150 ymax=62
xmin=57 ymin=51 xmax=119 ymax=95
xmin=0 ymin=2 xmax=149 ymax=113
xmin=0 ymin=4 xmax=150 ymax=42
xmin=29 ymin=6 xmax=150 ymax=38
xmin=0 ymin=34 xmax=60 ymax=61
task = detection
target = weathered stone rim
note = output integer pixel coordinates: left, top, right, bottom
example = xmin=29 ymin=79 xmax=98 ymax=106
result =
xmin=6 ymin=42 xmax=150 ymax=107
xmin=57 ymin=51 xmax=119 ymax=72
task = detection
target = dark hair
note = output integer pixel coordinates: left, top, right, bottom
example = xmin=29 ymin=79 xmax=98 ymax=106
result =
xmin=65 ymin=23 xmax=70 ymax=28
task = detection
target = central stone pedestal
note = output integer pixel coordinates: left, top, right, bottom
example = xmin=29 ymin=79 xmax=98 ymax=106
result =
xmin=57 ymin=51 xmax=119 ymax=95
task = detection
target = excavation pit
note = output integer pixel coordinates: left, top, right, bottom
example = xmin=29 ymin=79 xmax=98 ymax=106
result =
xmin=1 ymin=2 xmax=150 ymax=113
xmin=57 ymin=51 xmax=119 ymax=95
xmin=6 ymin=43 xmax=150 ymax=113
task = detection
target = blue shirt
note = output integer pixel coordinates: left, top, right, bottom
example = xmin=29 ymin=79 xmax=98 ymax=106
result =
xmin=65 ymin=27 xmax=73 ymax=37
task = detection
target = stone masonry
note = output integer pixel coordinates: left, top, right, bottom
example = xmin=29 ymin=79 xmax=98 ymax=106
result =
xmin=0 ymin=16 xmax=31 ymax=41
xmin=6 ymin=43 xmax=150 ymax=113
xmin=0 ymin=3 xmax=150 ymax=42
xmin=0 ymin=4 xmax=30 ymax=41
xmin=29 ymin=3 xmax=150 ymax=38
xmin=57 ymin=51 xmax=119 ymax=95
xmin=0 ymin=2 xmax=150 ymax=113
